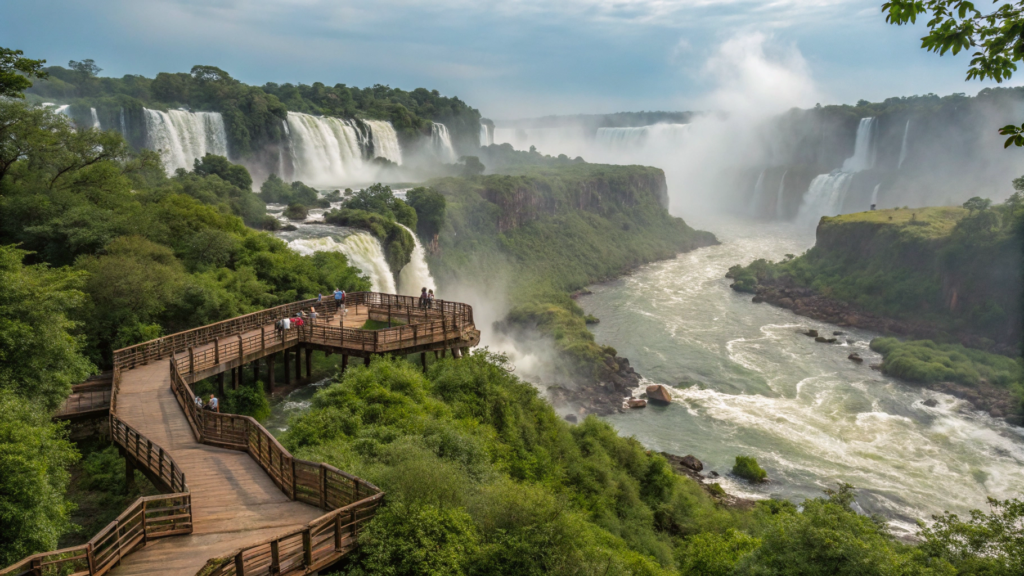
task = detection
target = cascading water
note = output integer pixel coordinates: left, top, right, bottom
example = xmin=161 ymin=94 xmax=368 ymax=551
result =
xmin=54 ymin=104 xmax=71 ymax=117
xmin=364 ymin=120 xmax=403 ymax=164
xmin=796 ymin=117 xmax=875 ymax=223
xmin=596 ymin=123 xmax=690 ymax=150
xmin=774 ymin=169 xmax=788 ymax=220
xmin=898 ymin=120 xmax=910 ymax=169
xmin=90 ymin=108 xmax=101 ymax=129
xmin=286 ymin=112 xmax=364 ymax=184
xmin=479 ymin=122 xmax=493 ymax=146
xmin=431 ymin=123 xmax=458 ymax=163
xmin=144 ymin=108 xmax=228 ymax=174
xmin=287 ymin=233 xmax=397 ymax=294
xmin=870 ymin=184 xmax=881 ymax=207
xmin=747 ymin=169 xmax=768 ymax=217
xmin=396 ymin=224 xmax=436 ymax=296
xmin=119 ymin=107 xmax=127 ymax=134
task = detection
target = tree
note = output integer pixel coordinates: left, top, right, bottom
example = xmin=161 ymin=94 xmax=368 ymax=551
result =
xmin=0 ymin=390 xmax=79 ymax=566
xmin=67 ymin=58 xmax=101 ymax=78
xmin=963 ymin=196 xmax=992 ymax=212
xmin=919 ymin=497 xmax=1024 ymax=576
xmin=193 ymin=154 xmax=253 ymax=191
xmin=460 ymin=155 xmax=485 ymax=177
xmin=406 ymin=187 xmax=447 ymax=244
xmin=0 ymin=245 xmax=94 ymax=411
xmin=882 ymin=1 xmax=1024 ymax=146
xmin=0 ymin=47 xmax=46 ymax=99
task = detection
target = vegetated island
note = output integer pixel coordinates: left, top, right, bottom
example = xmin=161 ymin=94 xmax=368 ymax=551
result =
xmin=727 ymin=199 xmax=1024 ymax=422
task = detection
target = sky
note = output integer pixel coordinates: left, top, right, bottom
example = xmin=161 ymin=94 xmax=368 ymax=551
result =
xmin=2 ymin=0 xmax=1013 ymax=119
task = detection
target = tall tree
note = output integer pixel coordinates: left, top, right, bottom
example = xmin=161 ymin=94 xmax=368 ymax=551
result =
xmin=882 ymin=1 xmax=1024 ymax=146
xmin=0 ymin=47 xmax=46 ymax=99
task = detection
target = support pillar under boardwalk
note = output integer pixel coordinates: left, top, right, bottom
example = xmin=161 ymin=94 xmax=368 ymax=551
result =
xmin=232 ymin=366 xmax=240 ymax=390
xmin=217 ymin=372 xmax=225 ymax=397
xmin=305 ymin=347 xmax=312 ymax=381
xmin=294 ymin=347 xmax=302 ymax=381
xmin=341 ymin=354 xmax=349 ymax=373
xmin=363 ymin=355 xmax=371 ymax=367
xmin=421 ymin=352 xmax=427 ymax=373
xmin=267 ymin=355 xmax=276 ymax=392
xmin=452 ymin=347 xmax=463 ymax=359
xmin=125 ymin=456 xmax=136 ymax=490
xmin=284 ymin=349 xmax=292 ymax=385
xmin=253 ymin=360 xmax=259 ymax=383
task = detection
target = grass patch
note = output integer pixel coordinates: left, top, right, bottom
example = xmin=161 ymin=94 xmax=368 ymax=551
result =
xmin=360 ymin=319 xmax=407 ymax=330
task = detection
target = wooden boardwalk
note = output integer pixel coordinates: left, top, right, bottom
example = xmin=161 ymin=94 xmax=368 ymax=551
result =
xmin=2 ymin=293 xmax=476 ymax=576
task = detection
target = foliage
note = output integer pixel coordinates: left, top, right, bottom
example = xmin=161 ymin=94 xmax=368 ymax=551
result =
xmin=0 ymin=246 xmax=94 ymax=410
xmin=193 ymin=154 xmax=253 ymax=190
xmin=324 ymin=185 xmax=417 ymax=274
xmin=919 ymin=497 xmax=1024 ymax=576
xmin=340 ymin=184 xmax=417 ymax=230
xmin=0 ymin=391 xmax=79 ymax=565
xmin=284 ymin=204 xmax=308 ymax=220
xmin=731 ymin=456 xmax=767 ymax=483
xmin=258 ymin=174 xmax=319 ymax=205
xmin=64 ymin=442 xmax=157 ymax=544
xmin=0 ymin=47 xmax=47 ymax=99
xmin=405 ymin=187 xmax=446 ymax=241
xmin=225 ymin=380 xmax=271 ymax=422
xmin=882 ymin=0 xmax=1024 ymax=146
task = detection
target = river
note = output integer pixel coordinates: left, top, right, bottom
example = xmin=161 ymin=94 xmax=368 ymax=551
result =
xmin=577 ymin=217 xmax=1024 ymax=534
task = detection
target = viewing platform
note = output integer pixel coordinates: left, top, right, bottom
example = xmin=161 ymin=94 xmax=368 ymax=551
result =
xmin=2 ymin=293 xmax=479 ymax=576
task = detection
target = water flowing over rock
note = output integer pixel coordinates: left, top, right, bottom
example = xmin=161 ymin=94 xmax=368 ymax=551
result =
xmin=596 ymin=123 xmax=690 ymax=150
xmin=287 ymin=233 xmax=396 ymax=293
xmin=795 ymin=117 xmax=875 ymax=224
xmin=90 ymin=107 xmax=101 ymax=129
xmin=396 ymin=223 xmax=436 ymax=296
xmin=431 ymin=123 xmax=457 ymax=163
xmin=748 ymin=169 xmax=768 ymax=217
xmin=365 ymin=120 xmax=403 ymax=164
xmin=774 ymin=169 xmax=788 ymax=219
xmin=479 ymin=121 xmax=493 ymax=146
xmin=841 ymin=118 xmax=876 ymax=172
xmin=898 ymin=120 xmax=910 ymax=169
xmin=286 ymin=112 xmax=365 ymax=184
xmin=144 ymin=108 xmax=228 ymax=174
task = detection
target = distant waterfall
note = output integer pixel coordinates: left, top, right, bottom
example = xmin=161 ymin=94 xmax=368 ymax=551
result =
xmin=596 ymin=123 xmax=690 ymax=150
xmin=431 ymin=123 xmax=457 ymax=163
xmin=479 ymin=122 xmax=493 ymax=146
xmin=396 ymin=223 xmax=436 ymax=296
xmin=796 ymin=117 xmax=876 ymax=223
xmin=286 ymin=112 xmax=364 ymax=184
xmin=870 ymin=184 xmax=881 ymax=207
xmin=898 ymin=120 xmax=910 ymax=169
xmin=775 ymin=169 xmax=788 ymax=220
xmin=365 ymin=120 xmax=403 ymax=164
xmin=287 ymin=233 xmax=396 ymax=294
xmin=119 ymin=108 xmax=127 ymax=134
xmin=90 ymin=108 xmax=101 ymax=129
xmin=144 ymin=109 xmax=228 ymax=174
xmin=841 ymin=118 xmax=876 ymax=172
xmin=748 ymin=169 xmax=768 ymax=217
xmin=54 ymin=104 xmax=71 ymax=117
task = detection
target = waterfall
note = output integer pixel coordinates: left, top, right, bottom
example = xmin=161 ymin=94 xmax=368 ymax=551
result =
xmin=364 ymin=120 xmax=403 ymax=164
xmin=870 ymin=184 xmax=881 ymax=207
xmin=596 ymin=124 xmax=690 ymax=150
xmin=54 ymin=104 xmax=71 ymax=118
xmin=90 ymin=108 xmax=101 ymax=129
xmin=143 ymin=108 xmax=228 ymax=174
xmin=431 ymin=123 xmax=457 ymax=163
xmin=287 ymin=233 xmax=396 ymax=293
xmin=286 ymin=112 xmax=364 ymax=184
xmin=898 ymin=120 xmax=910 ymax=169
xmin=479 ymin=122 xmax=494 ymax=146
xmin=396 ymin=223 xmax=436 ymax=296
xmin=841 ymin=117 xmax=876 ymax=172
xmin=119 ymin=107 xmax=126 ymax=134
xmin=748 ymin=169 xmax=768 ymax=217
xmin=796 ymin=172 xmax=854 ymax=224
xmin=775 ymin=169 xmax=788 ymax=220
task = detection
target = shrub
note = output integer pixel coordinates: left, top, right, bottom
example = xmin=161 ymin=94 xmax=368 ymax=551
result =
xmin=226 ymin=380 xmax=271 ymax=422
xmin=284 ymin=203 xmax=308 ymax=221
xmin=732 ymin=456 xmax=767 ymax=483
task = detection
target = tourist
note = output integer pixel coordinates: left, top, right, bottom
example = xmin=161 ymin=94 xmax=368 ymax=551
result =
xmin=428 ymin=289 xmax=435 ymax=308
xmin=317 ymin=292 xmax=323 ymax=305
xmin=309 ymin=307 xmax=318 ymax=324
xmin=340 ymin=289 xmax=347 ymax=316
xmin=194 ymin=395 xmax=203 ymax=410
xmin=206 ymin=394 xmax=219 ymax=412
xmin=419 ymin=287 xmax=428 ymax=309
xmin=333 ymin=287 xmax=343 ymax=312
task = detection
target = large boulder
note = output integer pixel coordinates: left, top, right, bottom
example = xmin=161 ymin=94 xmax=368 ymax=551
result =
xmin=627 ymin=398 xmax=647 ymax=408
xmin=680 ymin=455 xmax=703 ymax=472
xmin=646 ymin=384 xmax=672 ymax=404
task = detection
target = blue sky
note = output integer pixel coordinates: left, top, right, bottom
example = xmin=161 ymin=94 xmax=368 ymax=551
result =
xmin=2 ymin=0 xmax=1011 ymax=118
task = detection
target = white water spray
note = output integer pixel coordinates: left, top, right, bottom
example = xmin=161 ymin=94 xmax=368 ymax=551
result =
xmin=144 ymin=109 xmax=228 ymax=174
xmin=90 ymin=108 xmax=101 ymax=130
xmin=286 ymin=112 xmax=365 ymax=184
xmin=775 ymin=169 xmax=788 ymax=219
xmin=396 ymin=224 xmax=436 ymax=296
xmin=287 ymin=233 xmax=396 ymax=294
xmin=431 ymin=123 xmax=457 ymax=163
xmin=365 ymin=120 xmax=403 ymax=164
xmin=796 ymin=117 xmax=876 ymax=223
xmin=898 ymin=120 xmax=910 ymax=169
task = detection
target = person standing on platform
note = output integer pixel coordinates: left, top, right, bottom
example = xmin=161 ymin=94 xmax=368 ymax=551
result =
xmin=333 ymin=287 xmax=343 ymax=313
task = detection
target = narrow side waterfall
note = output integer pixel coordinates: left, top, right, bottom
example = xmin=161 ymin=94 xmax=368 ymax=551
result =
xmin=870 ymin=184 xmax=881 ymax=207
xmin=396 ymin=224 xmax=436 ymax=296
xmin=365 ymin=120 xmax=403 ymax=164
xmin=841 ymin=117 xmax=876 ymax=172
xmin=90 ymin=108 xmax=101 ymax=129
xmin=119 ymin=107 xmax=126 ymax=134
xmin=796 ymin=172 xmax=854 ymax=224
xmin=747 ymin=169 xmax=767 ymax=217
xmin=55 ymin=104 xmax=71 ymax=117
xmin=774 ymin=169 xmax=788 ymax=220
xmin=286 ymin=112 xmax=364 ymax=184
xmin=898 ymin=120 xmax=910 ymax=169
xmin=144 ymin=109 xmax=228 ymax=174
xmin=479 ymin=122 xmax=493 ymax=146
xmin=287 ymin=233 xmax=397 ymax=294
xmin=431 ymin=123 xmax=458 ymax=163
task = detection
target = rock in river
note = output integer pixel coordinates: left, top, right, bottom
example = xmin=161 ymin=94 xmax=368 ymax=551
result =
xmin=646 ymin=384 xmax=673 ymax=404
xmin=627 ymin=398 xmax=647 ymax=408
xmin=848 ymin=353 xmax=863 ymax=363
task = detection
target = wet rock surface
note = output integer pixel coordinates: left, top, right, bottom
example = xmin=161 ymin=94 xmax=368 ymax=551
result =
xmin=548 ymin=354 xmax=644 ymax=417
xmin=661 ymin=452 xmax=756 ymax=509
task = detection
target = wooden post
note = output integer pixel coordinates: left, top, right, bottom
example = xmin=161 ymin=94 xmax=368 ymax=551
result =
xmin=141 ymin=500 xmax=148 ymax=544
xmin=86 ymin=543 xmax=96 ymax=574
xmin=261 ymin=326 xmax=266 ymax=350
xmin=234 ymin=551 xmax=245 ymax=576
xmin=335 ymin=514 xmax=344 ymax=551
xmin=290 ymin=458 xmax=297 ymax=500
xmin=303 ymin=529 xmax=313 ymax=567
xmin=363 ymin=355 xmax=371 ymax=367
xmin=294 ymin=348 xmax=302 ymax=381
xmin=125 ymin=458 xmax=136 ymax=490
xmin=341 ymin=354 xmax=349 ymax=373
xmin=253 ymin=360 xmax=259 ymax=383
xmin=188 ymin=346 xmax=195 ymax=375
xmin=388 ymin=303 xmax=392 ymax=327
xmin=305 ymin=347 xmax=312 ymax=381
xmin=214 ymin=338 xmax=220 ymax=365
xmin=285 ymin=349 xmax=292 ymax=385
xmin=267 ymin=354 xmax=276 ymax=392
xmin=319 ymin=465 xmax=327 ymax=509
xmin=421 ymin=352 xmax=427 ymax=373
xmin=238 ymin=334 xmax=245 ymax=360
xmin=232 ymin=367 xmax=240 ymax=390
xmin=271 ymin=540 xmax=281 ymax=574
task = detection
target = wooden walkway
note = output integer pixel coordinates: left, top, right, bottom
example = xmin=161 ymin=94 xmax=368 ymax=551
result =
xmin=2 ymin=293 xmax=476 ymax=576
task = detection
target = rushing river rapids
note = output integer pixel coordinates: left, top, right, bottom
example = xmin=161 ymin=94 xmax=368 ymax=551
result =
xmin=578 ymin=217 xmax=1024 ymax=535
